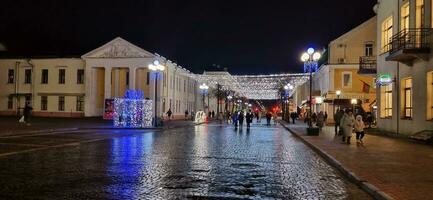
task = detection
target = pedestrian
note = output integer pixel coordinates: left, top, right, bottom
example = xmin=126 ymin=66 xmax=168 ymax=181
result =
xmin=238 ymin=111 xmax=245 ymax=128
xmin=341 ymin=109 xmax=355 ymax=144
xmin=184 ymin=110 xmax=189 ymax=120
xmin=272 ymin=112 xmax=278 ymax=125
xmin=334 ymin=109 xmax=344 ymax=135
xmin=246 ymin=110 xmax=253 ymax=129
xmin=290 ymin=112 xmax=297 ymax=124
xmin=366 ymin=112 xmax=373 ymax=128
xmin=266 ymin=112 xmax=272 ymax=126
xmin=311 ymin=112 xmax=317 ymax=124
xmin=324 ymin=111 xmax=328 ymax=125
xmin=211 ymin=110 xmax=215 ymax=118
xmin=354 ymin=114 xmax=366 ymax=144
xmin=316 ymin=111 xmax=325 ymax=130
xmin=166 ymin=108 xmax=172 ymax=120
xmin=191 ymin=110 xmax=195 ymax=121
xmin=23 ymin=102 xmax=33 ymax=125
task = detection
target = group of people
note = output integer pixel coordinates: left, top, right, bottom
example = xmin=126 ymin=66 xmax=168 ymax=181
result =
xmin=334 ymin=109 xmax=365 ymax=145
xmin=304 ymin=111 xmax=328 ymax=130
xmin=229 ymin=110 xmax=277 ymax=129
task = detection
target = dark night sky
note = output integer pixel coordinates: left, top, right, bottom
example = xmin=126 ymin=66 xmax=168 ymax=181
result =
xmin=0 ymin=0 xmax=377 ymax=74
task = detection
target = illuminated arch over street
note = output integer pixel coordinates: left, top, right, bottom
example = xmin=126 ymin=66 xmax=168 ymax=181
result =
xmin=196 ymin=71 xmax=309 ymax=100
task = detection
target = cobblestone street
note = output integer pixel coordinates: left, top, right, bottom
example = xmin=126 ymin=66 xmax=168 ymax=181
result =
xmin=0 ymin=122 xmax=370 ymax=199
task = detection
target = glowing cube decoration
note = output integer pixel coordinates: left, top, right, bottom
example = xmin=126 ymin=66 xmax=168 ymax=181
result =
xmin=113 ymin=90 xmax=153 ymax=128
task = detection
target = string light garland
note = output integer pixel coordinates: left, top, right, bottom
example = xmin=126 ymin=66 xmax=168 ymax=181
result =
xmin=195 ymin=72 xmax=309 ymax=99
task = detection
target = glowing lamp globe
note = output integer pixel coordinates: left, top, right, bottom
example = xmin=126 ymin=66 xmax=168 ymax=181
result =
xmin=288 ymin=85 xmax=294 ymax=90
xmin=301 ymin=53 xmax=309 ymax=62
xmin=313 ymin=52 xmax=321 ymax=61
xmin=156 ymin=64 xmax=165 ymax=71
xmin=284 ymin=85 xmax=289 ymax=90
xmin=307 ymin=48 xmax=315 ymax=55
xmin=153 ymin=60 xmax=160 ymax=66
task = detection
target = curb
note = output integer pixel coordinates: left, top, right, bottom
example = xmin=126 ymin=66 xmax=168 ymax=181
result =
xmin=279 ymin=122 xmax=395 ymax=200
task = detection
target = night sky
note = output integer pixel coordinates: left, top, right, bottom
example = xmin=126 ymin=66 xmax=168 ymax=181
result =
xmin=0 ymin=0 xmax=377 ymax=74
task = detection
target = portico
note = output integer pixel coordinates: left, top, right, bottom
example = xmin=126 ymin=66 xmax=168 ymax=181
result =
xmin=82 ymin=37 xmax=163 ymax=117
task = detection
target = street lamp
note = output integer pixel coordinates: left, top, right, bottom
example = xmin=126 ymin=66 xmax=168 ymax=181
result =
xmin=334 ymin=90 xmax=341 ymax=115
xmin=301 ymin=47 xmax=321 ymax=130
xmin=199 ymin=83 xmax=209 ymax=113
xmin=148 ymin=60 xmax=165 ymax=127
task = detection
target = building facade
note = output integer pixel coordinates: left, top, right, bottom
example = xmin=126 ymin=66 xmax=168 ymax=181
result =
xmin=376 ymin=0 xmax=433 ymax=135
xmin=294 ymin=17 xmax=377 ymax=122
xmin=0 ymin=37 xmax=211 ymax=118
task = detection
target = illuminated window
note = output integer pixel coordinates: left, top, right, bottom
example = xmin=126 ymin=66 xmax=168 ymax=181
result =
xmin=427 ymin=72 xmax=433 ymax=119
xmin=381 ymin=16 xmax=393 ymax=53
xmin=401 ymin=2 xmax=410 ymax=31
xmin=365 ymin=43 xmax=374 ymax=56
xmin=417 ymin=0 xmax=425 ymax=28
xmin=380 ymin=84 xmax=393 ymax=118
xmin=342 ymin=72 xmax=352 ymax=88
xmin=401 ymin=78 xmax=412 ymax=118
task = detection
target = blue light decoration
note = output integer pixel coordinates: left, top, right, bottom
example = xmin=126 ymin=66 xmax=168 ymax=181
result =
xmin=113 ymin=90 xmax=153 ymax=128
xmin=304 ymin=62 xmax=318 ymax=73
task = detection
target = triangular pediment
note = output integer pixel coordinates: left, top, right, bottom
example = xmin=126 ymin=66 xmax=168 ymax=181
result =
xmin=82 ymin=37 xmax=154 ymax=58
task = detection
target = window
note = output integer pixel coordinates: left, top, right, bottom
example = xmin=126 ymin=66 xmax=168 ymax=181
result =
xmin=77 ymin=69 xmax=84 ymax=84
xmin=59 ymin=69 xmax=65 ymax=84
xmin=41 ymin=96 xmax=48 ymax=111
xmin=365 ymin=43 xmax=373 ymax=56
xmin=25 ymin=69 xmax=32 ymax=84
xmin=380 ymin=84 xmax=393 ymax=118
xmin=416 ymin=0 xmax=425 ymax=28
xmin=146 ymin=72 xmax=150 ymax=85
xmin=342 ymin=72 xmax=352 ymax=88
xmin=7 ymin=69 xmax=14 ymax=83
xmin=41 ymin=69 xmax=48 ymax=84
xmin=7 ymin=96 xmax=13 ymax=109
xmin=402 ymin=78 xmax=413 ymax=118
xmin=381 ymin=16 xmax=393 ymax=53
xmin=76 ymin=96 xmax=84 ymax=111
xmin=25 ymin=96 xmax=31 ymax=106
xmin=58 ymin=96 xmax=65 ymax=111
xmin=401 ymin=2 xmax=410 ymax=31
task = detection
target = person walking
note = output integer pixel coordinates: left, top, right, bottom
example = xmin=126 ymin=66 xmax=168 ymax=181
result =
xmin=324 ymin=111 xmax=328 ymax=125
xmin=316 ymin=111 xmax=325 ymax=130
xmin=211 ymin=110 xmax=215 ymax=118
xmin=311 ymin=112 xmax=317 ymax=125
xmin=265 ymin=112 xmax=272 ymax=126
xmin=232 ymin=111 xmax=239 ymax=128
xmin=354 ymin=114 xmax=366 ymax=144
xmin=246 ymin=110 xmax=253 ymax=129
xmin=23 ymin=102 xmax=33 ymax=125
xmin=290 ymin=112 xmax=297 ymax=124
xmin=334 ymin=109 xmax=344 ymax=135
xmin=166 ymin=109 xmax=173 ymax=120
xmin=341 ymin=109 xmax=355 ymax=144
xmin=238 ymin=111 xmax=245 ymax=128
xmin=184 ymin=110 xmax=189 ymax=120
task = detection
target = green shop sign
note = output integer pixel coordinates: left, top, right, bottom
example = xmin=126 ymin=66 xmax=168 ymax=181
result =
xmin=377 ymin=73 xmax=393 ymax=86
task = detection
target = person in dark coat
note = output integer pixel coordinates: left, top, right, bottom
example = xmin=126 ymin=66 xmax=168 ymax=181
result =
xmin=334 ymin=109 xmax=344 ymax=135
xmin=246 ymin=110 xmax=254 ymax=129
xmin=238 ymin=111 xmax=245 ymax=128
xmin=266 ymin=112 xmax=272 ymax=126
xmin=23 ymin=102 xmax=33 ymax=124
xmin=166 ymin=109 xmax=173 ymax=120
xmin=211 ymin=110 xmax=215 ymax=118
xmin=290 ymin=112 xmax=297 ymax=124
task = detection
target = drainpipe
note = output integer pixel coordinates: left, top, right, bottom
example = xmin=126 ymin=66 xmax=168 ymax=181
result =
xmin=396 ymin=62 xmax=400 ymax=135
xmin=14 ymin=61 xmax=20 ymax=116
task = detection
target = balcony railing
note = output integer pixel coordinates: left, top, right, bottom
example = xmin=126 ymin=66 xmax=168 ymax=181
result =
xmin=358 ymin=56 xmax=376 ymax=74
xmin=386 ymin=28 xmax=431 ymax=63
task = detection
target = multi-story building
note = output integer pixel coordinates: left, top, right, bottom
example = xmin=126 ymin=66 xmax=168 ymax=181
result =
xmin=0 ymin=37 xmax=208 ymax=118
xmin=376 ymin=0 xmax=433 ymax=135
xmin=296 ymin=17 xmax=377 ymax=122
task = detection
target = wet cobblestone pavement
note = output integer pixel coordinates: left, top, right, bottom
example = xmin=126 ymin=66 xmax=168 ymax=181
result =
xmin=0 ymin=123 xmax=371 ymax=199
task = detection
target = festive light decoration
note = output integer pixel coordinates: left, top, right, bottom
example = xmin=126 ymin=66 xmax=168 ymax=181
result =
xmin=195 ymin=72 xmax=309 ymax=100
xmin=113 ymin=90 xmax=153 ymax=128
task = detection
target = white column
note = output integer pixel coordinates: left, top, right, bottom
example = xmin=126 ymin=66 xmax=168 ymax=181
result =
xmin=104 ymin=66 xmax=112 ymax=99
xmin=129 ymin=67 xmax=136 ymax=90
xmin=114 ymin=68 xmax=119 ymax=97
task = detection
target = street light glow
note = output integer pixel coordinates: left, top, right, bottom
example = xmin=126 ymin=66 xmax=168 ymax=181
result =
xmin=284 ymin=85 xmax=289 ymax=90
xmin=307 ymin=47 xmax=315 ymax=55
xmin=288 ymin=85 xmax=294 ymax=90
xmin=336 ymin=90 xmax=341 ymax=96
xmin=313 ymin=52 xmax=321 ymax=61
xmin=351 ymin=98 xmax=357 ymax=104
xmin=301 ymin=53 xmax=309 ymax=62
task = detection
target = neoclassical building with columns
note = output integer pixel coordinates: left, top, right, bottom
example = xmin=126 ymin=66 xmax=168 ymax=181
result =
xmin=0 ymin=37 xmax=209 ymax=118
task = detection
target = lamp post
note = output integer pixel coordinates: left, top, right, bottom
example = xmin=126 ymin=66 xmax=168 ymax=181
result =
xmin=227 ymin=95 xmax=232 ymax=113
xmin=301 ymin=48 xmax=321 ymax=130
xmin=199 ymin=83 xmax=209 ymax=113
xmin=333 ymin=90 xmax=341 ymax=115
xmin=148 ymin=60 xmax=165 ymax=127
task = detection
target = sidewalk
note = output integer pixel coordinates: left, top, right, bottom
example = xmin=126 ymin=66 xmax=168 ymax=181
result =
xmin=0 ymin=116 xmax=200 ymax=137
xmin=280 ymin=121 xmax=433 ymax=200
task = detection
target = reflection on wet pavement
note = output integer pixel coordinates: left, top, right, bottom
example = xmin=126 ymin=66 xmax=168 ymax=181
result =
xmin=0 ymin=123 xmax=370 ymax=199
